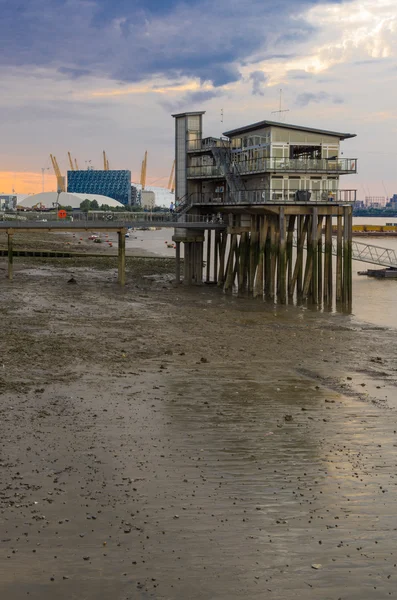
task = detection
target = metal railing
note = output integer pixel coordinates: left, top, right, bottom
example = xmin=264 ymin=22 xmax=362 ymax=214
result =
xmin=188 ymin=189 xmax=356 ymax=205
xmin=0 ymin=210 xmax=225 ymax=228
xmin=187 ymin=157 xmax=357 ymax=178
xmin=293 ymin=232 xmax=397 ymax=268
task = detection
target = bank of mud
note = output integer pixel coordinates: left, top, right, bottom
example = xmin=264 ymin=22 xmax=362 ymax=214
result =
xmin=1 ymin=258 xmax=397 ymax=600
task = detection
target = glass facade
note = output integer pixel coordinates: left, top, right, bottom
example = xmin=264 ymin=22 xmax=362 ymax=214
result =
xmin=67 ymin=170 xmax=131 ymax=205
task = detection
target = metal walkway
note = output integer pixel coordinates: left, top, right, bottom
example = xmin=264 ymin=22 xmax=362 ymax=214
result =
xmin=293 ymin=234 xmax=397 ymax=268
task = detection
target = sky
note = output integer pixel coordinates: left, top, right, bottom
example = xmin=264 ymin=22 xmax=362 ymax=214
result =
xmin=1 ymin=0 xmax=396 ymax=198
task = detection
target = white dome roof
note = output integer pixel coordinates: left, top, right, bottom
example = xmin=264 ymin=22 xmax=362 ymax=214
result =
xmin=17 ymin=192 xmax=124 ymax=209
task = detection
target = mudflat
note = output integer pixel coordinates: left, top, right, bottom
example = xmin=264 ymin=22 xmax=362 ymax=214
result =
xmin=1 ymin=257 xmax=397 ymax=600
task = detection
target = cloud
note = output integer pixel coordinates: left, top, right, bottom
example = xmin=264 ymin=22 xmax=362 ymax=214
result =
xmin=249 ymin=70 xmax=268 ymax=96
xmin=295 ymin=91 xmax=344 ymax=106
xmin=160 ymin=89 xmax=223 ymax=112
xmin=0 ymin=0 xmax=343 ymax=88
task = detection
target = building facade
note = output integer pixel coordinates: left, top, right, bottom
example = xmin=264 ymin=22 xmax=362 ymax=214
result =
xmin=67 ymin=170 xmax=131 ymax=205
xmin=173 ymin=112 xmax=357 ymax=208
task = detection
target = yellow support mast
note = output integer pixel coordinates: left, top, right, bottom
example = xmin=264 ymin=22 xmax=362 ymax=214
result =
xmin=74 ymin=158 xmax=79 ymax=170
xmin=50 ymin=154 xmax=65 ymax=192
xmin=68 ymin=152 xmax=75 ymax=171
xmin=140 ymin=150 xmax=147 ymax=190
xmin=168 ymin=160 xmax=175 ymax=191
xmin=103 ymin=150 xmax=110 ymax=171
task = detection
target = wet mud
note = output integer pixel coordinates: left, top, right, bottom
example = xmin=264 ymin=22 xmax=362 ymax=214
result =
xmin=1 ymin=259 xmax=397 ymax=599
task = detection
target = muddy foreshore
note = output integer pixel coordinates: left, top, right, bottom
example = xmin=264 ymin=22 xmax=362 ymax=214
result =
xmin=1 ymin=252 xmax=397 ymax=600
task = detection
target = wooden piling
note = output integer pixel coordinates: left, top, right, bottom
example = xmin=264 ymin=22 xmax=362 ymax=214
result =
xmin=296 ymin=216 xmax=305 ymax=298
xmin=336 ymin=214 xmax=343 ymax=303
xmin=218 ymin=232 xmax=227 ymax=286
xmin=286 ymin=215 xmax=295 ymax=298
xmin=7 ymin=230 xmax=13 ymax=281
xmin=214 ymin=230 xmax=220 ymax=284
xmin=224 ymin=233 xmax=237 ymax=291
xmin=303 ymin=215 xmax=313 ymax=299
xmin=343 ymin=206 xmax=352 ymax=306
xmin=175 ymin=241 xmax=181 ymax=284
xmin=317 ymin=215 xmax=323 ymax=303
xmin=206 ymin=230 xmax=211 ymax=283
xmin=118 ymin=229 xmax=126 ymax=286
xmin=277 ymin=208 xmax=287 ymax=303
xmin=311 ymin=208 xmax=318 ymax=304
xmin=254 ymin=216 xmax=268 ymax=298
xmin=324 ymin=215 xmax=333 ymax=304
xmin=269 ymin=217 xmax=277 ymax=301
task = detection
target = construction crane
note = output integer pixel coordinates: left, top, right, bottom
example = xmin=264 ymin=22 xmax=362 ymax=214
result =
xmin=50 ymin=154 xmax=65 ymax=192
xmin=140 ymin=150 xmax=147 ymax=190
xmin=168 ymin=160 xmax=175 ymax=192
xmin=103 ymin=150 xmax=110 ymax=171
xmin=68 ymin=152 xmax=75 ymax=171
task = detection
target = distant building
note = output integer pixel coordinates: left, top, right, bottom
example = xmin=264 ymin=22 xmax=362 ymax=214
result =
xmin=365 ymin=196 xmax=387 ymax=207
xmin=0 ymin=194 xmax=17 ymax=211
xmin=141 ymin=190 xmax=155 ymax=210
xmin=17 ymin=192 xmax=124 ymax=210
xmin=131 ymin=185 xmax=141 ymax=207
xmin=67 ymin=170 xmax=131 ymax=205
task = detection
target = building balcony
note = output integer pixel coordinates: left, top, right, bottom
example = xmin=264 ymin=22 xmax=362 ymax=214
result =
xmin=186 ymin=189 xmax=357 ymax=206
xmin=186 ymin=157 xmax=357 ymax=179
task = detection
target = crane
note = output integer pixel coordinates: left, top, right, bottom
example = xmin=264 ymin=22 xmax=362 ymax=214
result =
xmin=168 ymin=160 xmax=175 ymax=192
xmin=68 ymin=152 xmax=75 ymax=171
xmin=50 ymin=154 xmax=65 ymax=192
xmin=103 ymin=150 xmax=110 ymax=171
xmin=140 ymin=150 xmax=147 ymax=190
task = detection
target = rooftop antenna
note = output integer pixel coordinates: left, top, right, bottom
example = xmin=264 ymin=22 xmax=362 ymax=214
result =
xmin=271 ymin=89 xmax=289 ymax=122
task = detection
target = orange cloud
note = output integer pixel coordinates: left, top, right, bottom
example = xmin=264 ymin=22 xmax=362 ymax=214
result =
xmin=0 ymin=171 xmax=57 ymax=195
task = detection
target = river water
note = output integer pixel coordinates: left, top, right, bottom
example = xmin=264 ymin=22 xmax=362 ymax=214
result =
xmin=126 ymin=217 xmax=397 ymax=330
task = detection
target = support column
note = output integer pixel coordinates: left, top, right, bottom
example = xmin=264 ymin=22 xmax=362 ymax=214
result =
xmin=303 ymin=215 xmax=313 ymax=299
xmin=8 ymin=230 xmax=13 ymax=281
xmin=224 ymin=233 xmax=237 ymax=291
xmin=311 ymin=208 xmax=318 ymax=304
xmin=249 ymin=217 xmax=257 ymax=294
xmin=269 ymin=217 xmax=277 ymax=301
xmin=317 ymin=215 xmax=323 ymax=304
xmin=214 ymin=230 xmax=220 ymax=284
xmin=218 ymin=232 xmax=227 ymax=286
xmin=336 ymin=214 xmax=343 ymax=303
xmin=254 ymin=216 xmax=268 ymax=298
xmin=278 ymin=207 xmax=287 ymax=304
xmin=296 ymin=216 xmax=304 ymax=299
xmin=118 ymin=229 xmax=126 ymax=286
xmin=183 ymin=242 xmax=191 ymax=284
xmin=324 ymin=215 xmax=333 ymax=305
xmin=286 ymin=215 xmax=295 ymax=299
xmin=206 ymin=230 xmax=211 ymax=283
xmin=175 ymin=241 xmax=181 ymax=284
xmin=343 ymin=206 xmax=352 ymax=306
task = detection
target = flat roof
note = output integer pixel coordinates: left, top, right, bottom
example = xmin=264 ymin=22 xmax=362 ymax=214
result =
xmin=223 ymin=119 xmax=356 ymax=140
xmin=172 ymin=111 xmax=206 ymax=118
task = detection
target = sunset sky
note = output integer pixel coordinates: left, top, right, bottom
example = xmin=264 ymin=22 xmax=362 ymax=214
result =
xmin=1 ymin=0 xmax=396 ymax=198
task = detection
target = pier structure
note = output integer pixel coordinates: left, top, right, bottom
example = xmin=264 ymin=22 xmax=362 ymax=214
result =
xmin=172 ymin=112 xmax=357 ymax=306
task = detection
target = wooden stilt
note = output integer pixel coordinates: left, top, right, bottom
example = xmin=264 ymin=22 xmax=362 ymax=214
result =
xmin=296 ymin=216 xmax=305 ymax=299
xmin=254 ymin=216 xmax=268 ymax=298
xmin=336 ymin=213 xmax=343 ymax=303
xmin=224 ymin=233 xmax=237 ymax=291
xmin=325 ymin=215 xmax=333 ymax=304
xmin=249 ymin=217 xmax=257 ymax=294
xmin=317 ymin=216 xmax=323 ymax=303
xmin=214 ymin=230 xmax=220 ymax=284
xmin=7 ymin=230 xmax=13 ymax=281
xmin=269 ymin=217 xmax=277 ymax=301
xmin=291 ymin=215 xmax=308 ymax=299
xmin=118 ymin=229 xmax=126 ymax=286
xmin=311 ymin=208 xmax=318 ymax=304
xmin=206 ymin=230 xmax=211 ymax=283
xmin=286 ymin=215 xmax=295 ymax=298
xmin=278 ymin=207 xmax=287 ymax=304
xmin=238 ymin=233 xmax=246 ymax=292
xmin=218 ymin=232 xmax=227 ymax=286
xmin=343 ymin=206 xmax=352 ymax=306
xmin=303 ymin=215 xmax=313 ymax=299
xmin=175 ymin=241 xmax=181 ymax=284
